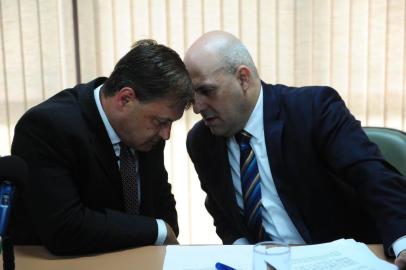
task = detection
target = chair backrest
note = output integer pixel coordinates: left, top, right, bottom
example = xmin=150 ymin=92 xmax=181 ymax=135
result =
xmin=363 ymin=127 xmax=406 ymax=176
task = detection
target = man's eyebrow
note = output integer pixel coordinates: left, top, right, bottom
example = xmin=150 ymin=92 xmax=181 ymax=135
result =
xmin=195 ymin=84 xmax=216 ymax=92
xmin=194 ymin=83 xmax=205 ymax=91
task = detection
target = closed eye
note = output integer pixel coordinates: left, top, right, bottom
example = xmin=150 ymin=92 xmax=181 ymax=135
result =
xmin=196 ymin=85 xmax=217 ymax=97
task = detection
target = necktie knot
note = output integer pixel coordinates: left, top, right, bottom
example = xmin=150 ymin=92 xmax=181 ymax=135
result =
xmin=235 ymin=130 xmax=252 ymax=146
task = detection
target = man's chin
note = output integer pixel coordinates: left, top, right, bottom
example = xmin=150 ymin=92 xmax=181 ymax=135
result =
xmin=137 ymin=141 xmax=161 ymax=152
xmin=208 ymin=126 xmax=236 ymax=138
xmin=209 ymin=126 xmax=226 ymax=137
xmin=137 ymin=146 xmax=151 ymax=152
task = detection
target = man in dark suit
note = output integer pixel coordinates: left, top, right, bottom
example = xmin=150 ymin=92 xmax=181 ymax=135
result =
xmin=11 ymin=39 xmax=193 ymax=255
xmin=184 ymin=31 xmax=406 ymax=267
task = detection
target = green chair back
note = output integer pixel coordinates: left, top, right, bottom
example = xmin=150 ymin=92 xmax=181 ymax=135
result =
xmin=363 ymin=127 xmax=406 ymax=176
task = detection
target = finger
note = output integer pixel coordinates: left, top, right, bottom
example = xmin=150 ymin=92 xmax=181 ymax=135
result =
xmin=394 ymin=251 xmax=406 ymax=269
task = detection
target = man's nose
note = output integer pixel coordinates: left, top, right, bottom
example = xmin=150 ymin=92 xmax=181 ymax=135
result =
xmin=193 ymin=94 xmax=206 ymax=114
xmin=159 ymin=123 xmax=172 ymax=140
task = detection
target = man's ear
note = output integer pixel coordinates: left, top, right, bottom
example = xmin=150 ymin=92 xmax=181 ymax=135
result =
xmin=236 ymin=65 xmax=251 ymax=92
xmin=116 ymin=87 xmax=137 ymax=108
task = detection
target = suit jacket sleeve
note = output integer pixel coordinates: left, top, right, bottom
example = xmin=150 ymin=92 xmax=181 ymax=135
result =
xmin=203 ymin=193 xmax=245 ymax=244
xmin=312 ymin=87 xmax=406 ymax=252
xmin=186 ymin=127 xmax=246 ymax=244
xmin=12 ymin=109 xmax=163 ymax=255
xmin=142 ymin=141 xmax=179 ymax=236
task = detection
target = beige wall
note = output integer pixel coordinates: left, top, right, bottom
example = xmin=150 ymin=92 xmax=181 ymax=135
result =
xmin=1 ymin=0 xmax=405 ymax=244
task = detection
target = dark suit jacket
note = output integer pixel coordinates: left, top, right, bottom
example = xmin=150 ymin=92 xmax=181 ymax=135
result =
xmin=187 ymin=82 xmax=406 ymax=253
xmin=11 ymin=78 xmax=178 ymax=255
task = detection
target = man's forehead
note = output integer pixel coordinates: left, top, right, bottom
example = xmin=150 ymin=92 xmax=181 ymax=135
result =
xmin=153 ymin=108 xmax=183 ymax=122
xmin=192 ymin=65 xmax=227 ymax=84
xmin=187 ymin=48 xmax=222 ymax=69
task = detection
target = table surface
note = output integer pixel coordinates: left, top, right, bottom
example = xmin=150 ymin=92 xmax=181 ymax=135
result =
xmin=3 ymin=244 xmax=391 ymax=270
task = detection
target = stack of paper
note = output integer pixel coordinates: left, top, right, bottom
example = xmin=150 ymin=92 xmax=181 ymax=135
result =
xmin=290 ymin=239 xmax=395 ymax=270
xmin=163 ymin=239 xmax=396 ymax=270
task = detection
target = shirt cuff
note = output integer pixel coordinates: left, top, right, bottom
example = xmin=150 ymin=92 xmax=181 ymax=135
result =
xmin=154 ymin=219 xmax=167 ymax=245
xmin=392 ymin=236 xmax=406 ymax=257
xmin=233 ymin=237 xmax=250 ymax=245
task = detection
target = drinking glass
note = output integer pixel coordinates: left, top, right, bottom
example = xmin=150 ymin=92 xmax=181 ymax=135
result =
xmin=253 ymin=241 xmax=291 ymax=270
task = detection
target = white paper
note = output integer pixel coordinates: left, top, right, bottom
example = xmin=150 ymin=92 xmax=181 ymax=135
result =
xmin=163 ymin=240 xmax=397 ymax=270
xmin=289 ymin=239 xmax=396 ymax=270
xmin=163 ymin=245 xmax=253 ymax=270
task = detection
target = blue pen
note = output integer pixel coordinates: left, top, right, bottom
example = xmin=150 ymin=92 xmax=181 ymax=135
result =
xmin=215 ymin=262 xmax=236 ymax=270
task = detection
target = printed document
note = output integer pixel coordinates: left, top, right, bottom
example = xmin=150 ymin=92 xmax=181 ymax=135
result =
xmin=163 ymin=239 xmax=396 ymax=270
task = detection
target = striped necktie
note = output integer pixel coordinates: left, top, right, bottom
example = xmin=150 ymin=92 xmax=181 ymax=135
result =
xmin=235 ymin=130 xmax=267 ymax=242
xmin=119 ymin=142 xmax=140 ymax=215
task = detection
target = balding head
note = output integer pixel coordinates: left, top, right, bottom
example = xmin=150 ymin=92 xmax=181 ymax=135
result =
xmin=184 ymin=31 xmax=261 ymax=137
xmin=185 ymin=31 xmax=259 ymax=79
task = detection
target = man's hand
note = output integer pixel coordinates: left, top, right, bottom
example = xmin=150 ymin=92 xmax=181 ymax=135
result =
xmin=395 ymin=250 xmax=406 ymax=269
xmin=164 ymin=222 xmax=179 ymax=245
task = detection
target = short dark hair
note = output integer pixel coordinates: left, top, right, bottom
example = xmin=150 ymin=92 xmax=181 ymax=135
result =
xmin=103 ymin=39 xmax=193 ymax=108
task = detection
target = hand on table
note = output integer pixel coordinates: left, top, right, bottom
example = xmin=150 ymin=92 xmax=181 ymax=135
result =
xmin=164 ymin=222 xmax=179 ymax=245
xmin=395 ymin=250 xmax=406 ymax=269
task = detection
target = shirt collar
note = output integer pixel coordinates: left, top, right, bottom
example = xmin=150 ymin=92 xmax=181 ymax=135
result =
xmin=243 ymin=85 xmax=264 ymax=141
xmin=94 ymin=84 xmax=121 ymax=145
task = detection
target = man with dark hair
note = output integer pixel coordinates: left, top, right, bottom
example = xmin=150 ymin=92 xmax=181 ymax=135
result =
xmin=185 ymin=31 xmax=406 ymax=267
xmin=11 ymin=39 xmax=193 ymax=255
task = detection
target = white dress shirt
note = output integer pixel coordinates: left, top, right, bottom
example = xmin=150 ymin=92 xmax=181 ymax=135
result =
xmin=228 ymin=87 xmax=305 ymax=245
xmin=393 ymin=236 xmax=406 ymax=257
xmin=94 ymin=84 xmax=167 ymax=245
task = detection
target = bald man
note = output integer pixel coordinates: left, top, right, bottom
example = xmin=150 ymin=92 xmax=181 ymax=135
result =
xmin=185 ymin=31 xmax=406 ymax=267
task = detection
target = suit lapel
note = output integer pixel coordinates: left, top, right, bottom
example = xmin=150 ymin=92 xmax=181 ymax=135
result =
xmin=263 ymin=83 xmax=289 ymax=194
xmin=137 ymin=141 xmax=164 ymax=215
xmin=262 ymin=82 xmax=311 ymax=243
xmin=78 ymin=78 xmax=123 ymax=198
xmin=138 ymin=151 xmax=150 ymax=214
xmin=212 ymin=135 xmax=250 ymax=237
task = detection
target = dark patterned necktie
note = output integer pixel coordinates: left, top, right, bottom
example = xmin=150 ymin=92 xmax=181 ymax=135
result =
xmin=235 ymin=130 xmax=267 ymax=242
xmin=119 ymin=142 xmax=139 ymax=215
